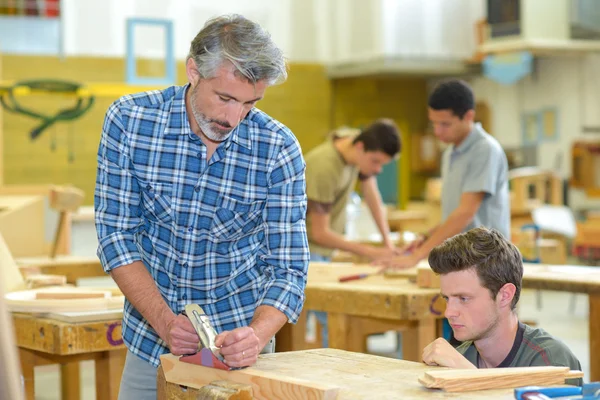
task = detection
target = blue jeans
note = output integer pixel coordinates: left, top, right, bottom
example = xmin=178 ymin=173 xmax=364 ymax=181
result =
xmin=308 ymin=253 xmax=330 ymax=347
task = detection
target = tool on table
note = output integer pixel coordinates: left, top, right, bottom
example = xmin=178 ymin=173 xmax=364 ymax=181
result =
xmin=514 ymin=382 xmax=600 ymax=400
xmin=181 ymin=304 xmax=231 ymax=370
xmin=338 ymin=270 xmax=382 ymax=282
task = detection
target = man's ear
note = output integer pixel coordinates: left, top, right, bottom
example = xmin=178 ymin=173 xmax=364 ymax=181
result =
xmin=463 ymin=109 xmax=475 ymax=122
xmin=186 ymin=58 xmax=201 ymax=87
xmin=497 ymin=283 xmax=516 ymax=309
xmin=354 ymin=140 xmax=364 ymax=153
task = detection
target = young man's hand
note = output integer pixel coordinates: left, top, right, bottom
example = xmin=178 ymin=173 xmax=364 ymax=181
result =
xmin=373 ymin=253 xmax=421 ymax=270
xmin=364 ymin=246 xmax=397 ymax=261
xmin=422 ymin=338 xmax=476 ymax=369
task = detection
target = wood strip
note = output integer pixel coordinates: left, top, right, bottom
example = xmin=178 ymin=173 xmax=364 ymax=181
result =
xmin=419 ymin=366 xmax=575 ymax=392
xmin=160 ymin=353 xmax=340 ymax=400
xmin=0 ymin=232 xmax=26 ymax=293
xmin=0 ymin=268 xmax=23 ymax=400
xmin=590 ymin=293 xmax=600 ymax=382
xmin=24 ymin=274 xmax=67 ymax=288
xmin=5 ymin=288 xmax=123 ymax=313
xmin=35 ymin=291 xmax=106 ymax=300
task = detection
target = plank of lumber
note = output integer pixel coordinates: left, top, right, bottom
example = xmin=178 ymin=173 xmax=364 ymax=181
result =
xmin=5 ymin=288 xmax=123 ymax=313
xmin=0 ymin=195 xmax=47 ymax=257
xmin=16 ymin=255 xmax=104 ymax=284
xmin=35 ymin=291 xmax=106 ymax=300
xmin=0 ymin=232 xmax=25 ymax=293
xmin=160 ymin=349 xmax=516 ymax=399
xmin=416 ymin=264 xmax=440 ymax=288
xmin=161 ymin=353 xmax=340 ymax=400
xmin=419 ymin=366 xmax=579 ymax=392
xmin=44 ymin=309 xmax=123 ymax=323
xmin=0 ymin=268 xmax=23 ymax=400
xmin=24 ymin=274 xmax=67 ymax=288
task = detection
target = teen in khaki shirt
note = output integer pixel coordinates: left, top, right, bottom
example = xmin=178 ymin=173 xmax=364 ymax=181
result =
xmin=422 ymin=227 xmax=582 ymax=386
xmin=304 ymin=119 xmax=401 ymax=347
xmin=305 ymin=119 xmax=401 ymax=261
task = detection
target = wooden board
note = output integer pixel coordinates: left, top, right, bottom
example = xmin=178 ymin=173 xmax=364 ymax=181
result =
xmin=0 ymin=195 xmax=47 ymax=257
xmin=0 ymin=184 xmax=73 ymax=255
xmin=159 ymin=349 xmax=515 ymax=399
xmin=419 ymin=366 xmax=579 ymax=392
xmin=162 ymin=353 xmax=340 ymax=400
xmin=5 ymin=287 xmax=123 ymax=313
xmin=0 ymin=232 xmax=25 ymax=293
xmin=43 ymin=309 xmax=123 ymax=324
xmin=16 ymin=255 xmax=104 ymax=284
xmin=416 ymin=264 xmax=440 ymax=288
xmin=0 ymin=268 xmax=24 ymax=400
xmin=24 ymin=274 xmax=67 ymax=288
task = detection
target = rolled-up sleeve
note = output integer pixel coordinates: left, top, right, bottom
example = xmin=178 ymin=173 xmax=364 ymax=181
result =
xmin=258 ymin=135 xmax=309 ymax=323
xmin=95 ymin=101 xmax=143 ymax=273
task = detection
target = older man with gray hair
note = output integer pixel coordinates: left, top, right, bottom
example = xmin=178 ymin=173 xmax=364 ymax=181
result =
xmin=95 ymin=14 xmax=309 ymax=399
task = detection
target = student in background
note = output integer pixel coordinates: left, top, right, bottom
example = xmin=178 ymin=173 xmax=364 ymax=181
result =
xmin=304 ymin=119 xmax=401 ymax=346
xmin=378 ymin=80 xmax=509 ymax=270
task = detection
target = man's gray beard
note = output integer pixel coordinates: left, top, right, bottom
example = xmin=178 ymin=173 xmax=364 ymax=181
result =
xmin=190 ymin=91 xmax=233 ymax=142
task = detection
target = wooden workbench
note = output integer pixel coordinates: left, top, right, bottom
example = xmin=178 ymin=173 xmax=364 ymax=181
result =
xmin=13 ymin=312 xmax=126 ymax=400
xmin=386 ymin=262 xmax=600 ymax=382
xmin=157 ymin=348 xmax=514 ymax=399
xmin=387 ymin=208 xmax=429 ymax=232
xmin=276 ymin=264 xmax=444 ymax=362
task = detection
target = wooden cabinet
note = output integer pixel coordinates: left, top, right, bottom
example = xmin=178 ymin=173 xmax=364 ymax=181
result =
xmin=571 ymin=141 xmax=600 ymax=197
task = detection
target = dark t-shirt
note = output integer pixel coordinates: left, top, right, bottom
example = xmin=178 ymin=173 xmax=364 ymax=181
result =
xmin=457 ymin=322 xmax=582 ymax=386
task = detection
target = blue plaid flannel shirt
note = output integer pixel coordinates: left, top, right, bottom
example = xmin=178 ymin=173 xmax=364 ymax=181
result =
xmin=95 ymin=84 xmax=309 ymax=367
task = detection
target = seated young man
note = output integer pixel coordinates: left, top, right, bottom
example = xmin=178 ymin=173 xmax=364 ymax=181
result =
xmin=422 ymin=227 xmax=582 ymax=385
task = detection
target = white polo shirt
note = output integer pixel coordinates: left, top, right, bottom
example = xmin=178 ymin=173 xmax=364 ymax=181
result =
xmin=441 ymin=123 xmax=510 ymax=238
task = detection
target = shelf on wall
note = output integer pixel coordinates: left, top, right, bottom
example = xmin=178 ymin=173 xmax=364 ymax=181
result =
xmin=325 ymin=56 xmax=481 ymax=79
xmin=0 ymin=81 xmax=168 ymax=98
xmin=479 ymin=38 xmax=600 ymax=56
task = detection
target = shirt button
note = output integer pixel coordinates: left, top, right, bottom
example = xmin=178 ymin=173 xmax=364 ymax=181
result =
xmin=182 ymin=263 xmax=188 ymax=268
xmin=197 ymin=152 xmax=202 ymax=158
xmin=146 ymin=184 xmax=152 ymax=191
xmin=194 ymin=186 xmax=200 ymax=192
xmin=188 ymin=227 xmax=193 ymax=232
xmin=182 ymin=294 xmax=187 ymax=300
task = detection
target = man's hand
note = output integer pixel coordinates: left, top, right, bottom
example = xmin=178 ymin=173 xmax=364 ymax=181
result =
xmin=215 ymin=327 xmax=261 ymax=368
xmin=400 ymin=234 xmax=426 ymax=254
xmin=373 ymin=253 xmax=421 ymax=270
xmin=163 ymin=314 xmax=200 ymax=356
xmin=422 ymin=338 xmax=476 ymax=369
xmin=364 ymin=245 xmax=398 ymax=261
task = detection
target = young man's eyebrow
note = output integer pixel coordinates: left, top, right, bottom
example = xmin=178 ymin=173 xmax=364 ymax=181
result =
xmin=214 ymin=90 xmax=263 ymax=103
xmin=441 ymin=292 xmax=471 ymax=297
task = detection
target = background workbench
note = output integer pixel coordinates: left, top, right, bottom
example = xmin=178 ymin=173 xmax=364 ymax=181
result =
xmin=13 ymin=312 xmax=126 ymax=400
xmin=276 ymin=263 xmax=445 ymax=362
